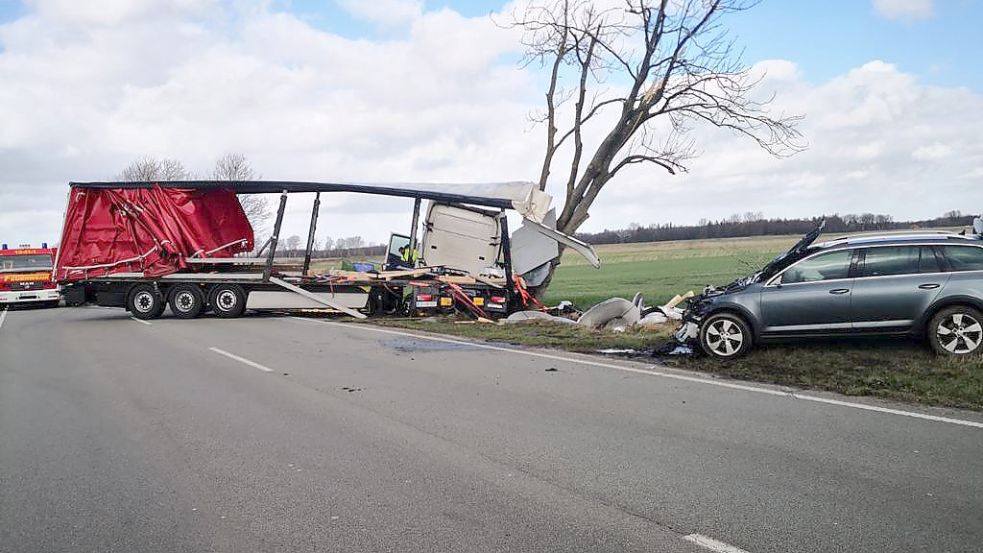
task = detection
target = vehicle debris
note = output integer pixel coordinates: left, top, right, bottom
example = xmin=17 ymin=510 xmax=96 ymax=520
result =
xmin=578 ymin=297 xmax=641 ymax=330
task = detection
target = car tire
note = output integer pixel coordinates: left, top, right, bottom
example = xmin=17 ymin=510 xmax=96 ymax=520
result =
xmin=169 ymin=284 xmax=205 ymax=319
xmin=928 ymin=306 xmax=983 ymax=356
xmin=699 ymin=312 xmax=753 ymax=359
xmin=209 ymin=284 xmax=247 ymax=319
xmin=128 ymin=284 xmax=165 ymax=320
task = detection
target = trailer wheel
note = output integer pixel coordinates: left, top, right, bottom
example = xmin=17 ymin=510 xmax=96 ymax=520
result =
xmin=128 ymin=284 xmax=164 ymax=320
xmin=209 ymin=284 xmax=247 ymax=318
xmin=169 ymin=284 xmax=205 ymax=319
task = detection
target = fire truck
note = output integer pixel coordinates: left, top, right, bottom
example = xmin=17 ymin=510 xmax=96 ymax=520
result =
xmin=0 ymin=244 xmax=60 ymax=307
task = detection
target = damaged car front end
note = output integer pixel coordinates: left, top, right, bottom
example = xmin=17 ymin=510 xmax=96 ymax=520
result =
xmin=673 ymin=221 xmax=827 ymax=358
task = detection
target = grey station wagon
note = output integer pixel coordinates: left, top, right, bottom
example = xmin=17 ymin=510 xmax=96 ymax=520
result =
xmin=677 ymin=221 xmax=983 ymax=358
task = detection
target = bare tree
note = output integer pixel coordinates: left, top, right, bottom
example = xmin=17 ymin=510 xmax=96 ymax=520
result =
xmin=212 ymin=153 xmax=271 ymax=234
xmin=507 ymin=0 xmax=803 ymax=290
xmin=116 ymin=157 xmax=190 ymax=181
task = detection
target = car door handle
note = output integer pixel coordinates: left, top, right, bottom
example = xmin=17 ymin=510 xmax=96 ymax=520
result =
xmin=828 ymin=288 xmax=850 ymax=295
xmin=918 ymin=283 xmax=941 ymax=290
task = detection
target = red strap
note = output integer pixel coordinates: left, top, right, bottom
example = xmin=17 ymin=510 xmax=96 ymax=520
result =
xmin=513 ymin=275 xmax=547 ymax=311
xmin=442 ymin=281 xmax=488 ymax=319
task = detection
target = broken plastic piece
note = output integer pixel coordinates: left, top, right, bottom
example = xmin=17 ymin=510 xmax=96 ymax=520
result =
xmin=577 ymin=298 xmax=641 ymax=330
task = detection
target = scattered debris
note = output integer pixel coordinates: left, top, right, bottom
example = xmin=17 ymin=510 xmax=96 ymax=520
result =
xmin=578 ymin=297 xmax=640 ymax=330
xmin=545 ymin=367 xmax=558 ymax=372
xmin=503 ymin=310 xmax=577 ymax=325
xmin=656 ymin=342 xmax=695 ymax=356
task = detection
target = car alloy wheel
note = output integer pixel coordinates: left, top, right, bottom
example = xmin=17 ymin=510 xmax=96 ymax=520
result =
xmin=699 ymin=313 xmax=752 ymax=359
xmin=936 ymin=312 xmax=983 ymax=354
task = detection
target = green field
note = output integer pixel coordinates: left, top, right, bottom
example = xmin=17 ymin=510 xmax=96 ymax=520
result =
xmin=544 ymin=234 xmax=798 ymax=307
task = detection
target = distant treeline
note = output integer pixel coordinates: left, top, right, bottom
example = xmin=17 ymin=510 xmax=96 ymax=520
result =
xmin=575 ymin=211 xmax=976 ymax=245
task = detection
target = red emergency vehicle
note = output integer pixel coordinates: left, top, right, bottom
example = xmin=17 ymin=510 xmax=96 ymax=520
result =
xmin=0 ymin=245 xmax=60 ymax=307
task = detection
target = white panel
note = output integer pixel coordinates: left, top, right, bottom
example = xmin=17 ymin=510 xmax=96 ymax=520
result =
xmin=421 ymin=204 xmax=500 ymax=275
xmin=510 ymin=209 xmax=559 ymax=275
xmin=246 ymin=291 xmax=368 ymax=310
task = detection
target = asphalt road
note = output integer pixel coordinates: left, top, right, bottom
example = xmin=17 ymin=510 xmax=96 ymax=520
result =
xmin=1 ymin=306 xmax=981 ymax=553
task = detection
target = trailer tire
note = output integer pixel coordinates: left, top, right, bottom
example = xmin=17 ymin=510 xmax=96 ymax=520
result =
xmin=169 ymin=284 xmax=205 ymax=319
xmin=209 ymin=284 xmax=247 ymax=318
xmin=128 ymin=284 xmax=165 ymax=320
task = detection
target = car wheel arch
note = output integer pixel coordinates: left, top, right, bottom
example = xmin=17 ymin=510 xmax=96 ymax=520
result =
xmin=918 ymin=296 xmax=983 ymax=335
xmin=702 ymin=304 xmax=761 ymax=340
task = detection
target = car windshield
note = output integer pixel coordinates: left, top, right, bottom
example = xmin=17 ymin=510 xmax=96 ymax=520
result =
xmin=0 ymin=254 xmax=53 ymax=272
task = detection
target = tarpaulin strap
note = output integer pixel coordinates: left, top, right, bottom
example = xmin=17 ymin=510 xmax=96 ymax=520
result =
xmin=191 ymin=238 xmax=250 ymax=258
xmin=513 ymin=275 xmax=547 ymax=311
xmin=442 ymin=281 xmax=488 ymax=319
xmin=62 ymin=246 xmax=159 ymax=273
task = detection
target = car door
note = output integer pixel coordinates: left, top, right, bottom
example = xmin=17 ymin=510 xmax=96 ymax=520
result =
xmin=759 ymin=248 xmax=857 ymax=335
xmin=850 ymin=245 xmax=949 ymax=331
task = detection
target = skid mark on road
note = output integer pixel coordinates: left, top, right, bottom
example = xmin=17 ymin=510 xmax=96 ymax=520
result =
xmin=288 ymin=317 xmax=983 ymax=430
xmin=208 ymin=347 xmax=274 ymax=373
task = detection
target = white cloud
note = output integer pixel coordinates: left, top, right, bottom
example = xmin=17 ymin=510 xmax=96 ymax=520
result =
xmin=0 ymin=1 xmax=980 ymax=249
xmin=872 ymin=0 xmax=934 ymax=21
xmin=336 ymin=0 xmax=422 ymax=27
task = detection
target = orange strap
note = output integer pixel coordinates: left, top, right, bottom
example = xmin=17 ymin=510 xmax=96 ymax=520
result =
xmin=513 ymin=275 xmax=547 ymax=311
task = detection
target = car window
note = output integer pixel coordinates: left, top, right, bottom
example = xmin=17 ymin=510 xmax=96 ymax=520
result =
xmin=861 ymin=246 xmax=939 ymax=277
xmin=941 ymin=245 xmax=983 ymax=272
xmin=780 ymin=250 xmax=852 ymax=284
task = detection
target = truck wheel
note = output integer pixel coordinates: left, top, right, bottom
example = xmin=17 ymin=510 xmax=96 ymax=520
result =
xmin=209 ymin=284 xmax=247 ymax=319
xmin=928 ymin=306 xmax=983 ymax=356
xmin=169 ymin=284 xmax=205 ymax=319
xmin=128 ymin=284 xmax=164 ymax=320
xmin=699 ymin=312 xmax=752 ymax=359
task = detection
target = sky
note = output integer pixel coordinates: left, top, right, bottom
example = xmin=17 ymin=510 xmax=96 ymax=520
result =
xmin=0 ymin=0 xmax=981 ymax=247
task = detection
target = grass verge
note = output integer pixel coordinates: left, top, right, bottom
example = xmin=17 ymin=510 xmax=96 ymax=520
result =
xmin=370 ymin=318 xmax=983 ymax=411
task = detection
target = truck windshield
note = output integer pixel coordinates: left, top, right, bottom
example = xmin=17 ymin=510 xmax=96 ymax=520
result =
xmin=0 ymin=254 xmax=53 ymax=272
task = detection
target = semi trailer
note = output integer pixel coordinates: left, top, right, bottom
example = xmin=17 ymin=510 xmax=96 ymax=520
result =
xmin=54 ymin=180 xmax=599 ymax=320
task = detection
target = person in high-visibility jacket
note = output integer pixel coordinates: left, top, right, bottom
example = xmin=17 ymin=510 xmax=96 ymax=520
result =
xmin=400 ymin=245 xmax=420 ymax=265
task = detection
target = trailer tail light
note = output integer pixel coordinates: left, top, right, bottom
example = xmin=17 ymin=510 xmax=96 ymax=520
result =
xmin=472 ymin=296 xmax=484 ymax=306
xmin=490 ymin=296 xmax=507 ymax=304
xmin=417 ymin=293 xmax=433 ymax=302
xmin=439 ymin=297 xmax=453 ymax=307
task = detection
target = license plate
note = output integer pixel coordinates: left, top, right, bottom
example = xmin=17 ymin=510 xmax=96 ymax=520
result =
xmin=416 ymin=301 xmax=437 ymax=308
xmin=439 ymin=297 xmax=453 ymax=307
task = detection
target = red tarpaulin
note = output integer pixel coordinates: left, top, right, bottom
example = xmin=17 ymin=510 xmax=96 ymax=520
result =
xmin=55 ymin=186 xmax=254 ymax=282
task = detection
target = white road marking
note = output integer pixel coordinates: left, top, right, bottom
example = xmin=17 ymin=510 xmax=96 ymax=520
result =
xmin=208 ymin=347 xmax=274 ymax=373
xmin=289 ymin=317 xmax=983 ymax=430
xmin=683 ymin=534 xmax=751 ymax=553
xmin=130 ymin=317 xmax=152 ymax=326
xmin=0 ymin=308 xmax=7 ymax=331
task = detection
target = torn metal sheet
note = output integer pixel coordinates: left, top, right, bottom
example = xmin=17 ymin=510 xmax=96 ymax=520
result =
xmin=510 ymin=209 xmax=560 ymax=275
xmin=522 ymin=218 xmax=601 ymax=269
